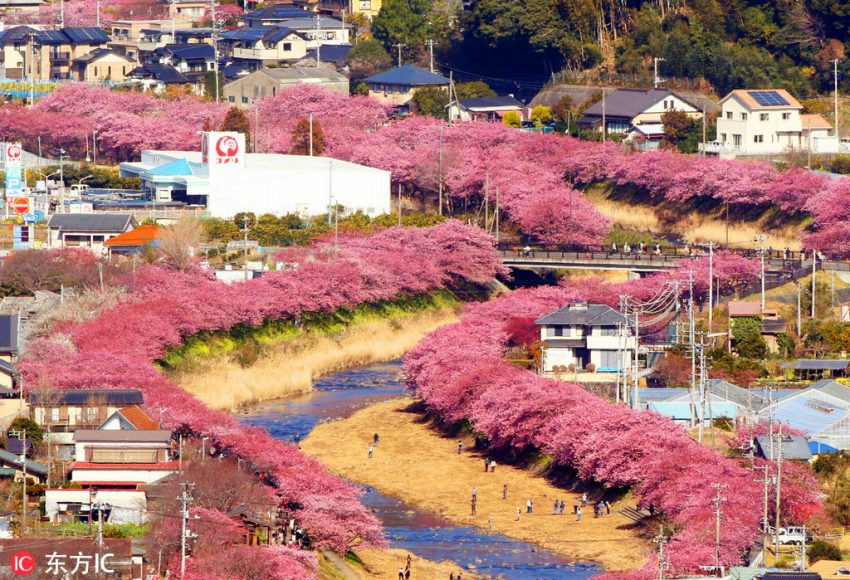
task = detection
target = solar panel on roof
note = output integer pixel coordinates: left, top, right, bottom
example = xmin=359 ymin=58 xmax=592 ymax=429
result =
xmin=749 ymin=90 xmax=789 ymax=106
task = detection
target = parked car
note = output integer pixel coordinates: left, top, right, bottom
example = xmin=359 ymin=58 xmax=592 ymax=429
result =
xmin=769 ymin=526 xmax=812 ymax=545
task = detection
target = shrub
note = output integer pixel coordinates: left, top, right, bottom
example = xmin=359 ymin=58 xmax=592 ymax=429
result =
xmin=808 ymin=540 xmax=842 ymax=563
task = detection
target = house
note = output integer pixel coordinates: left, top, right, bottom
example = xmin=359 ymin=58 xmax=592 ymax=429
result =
xmin=72 ymin=48 xmax=135 ymax=81
xmin=99 ymin=405 xmax=160 ymax=430
xmin=754 ymin=433 xmax=813 ymax=461
xmin=728 ymin=301 xmax=787 ymax=354
xmin=241 ymin=6 xmax=316 ymax=28
xmin=104 ymin=224 xmax=161 ymax=256
xmin=296 ymin=44 xmax=352 ymax=68
xmin=151 ymin=43 xmax=215 ymax=79
xmin=227 ymin=506 xmax=287 ymax=546
xmin=578 ymin=88 xmax=702 ymax=136
xmin=71 ymin=429 xmax=177 ymax=486
xmin=759 ymin=379 xmax=850 ymax=450
xmin=47 ymin=214 xmax=137 ymax=252
xmin=0 ymin=26 xmax=111 ymax=80
xmin=780 ymin=360 xmax=850 ymax=381
xmin=0 ymin=449 xmax=47 ymax=483
xmin=711 ymin=89 xmax=836 ymax=156
xmin=363 ymin=65 xmax=450 ymax=112
xmin=29 ymin=388 xmax=145 ymax=433
xmin=128 ymin=62 xmax=192 ymax=93
xmin=45 ymin=488 xmax=147 ymax=525
xmin=223 ymin=68 xmax=349 ymax=106
xmin=809 ymin=560 xmax=850 ymax=579
xmin=635 ymin=379 xmax=767 ymax=423
xmin=447 ymin=96 xmax=524 ymax=123
xmin=535 ymin=301 xmax=636 ymax=376
xmin=109 ymin=19 xmax=175 ymax=63
xmin=0 ymin=315 xmax=19 ymax=395
xmin=165 ymin=0 xmax=209 ymax=24
xmin=220 ymin=27 xmax=310 ymax=63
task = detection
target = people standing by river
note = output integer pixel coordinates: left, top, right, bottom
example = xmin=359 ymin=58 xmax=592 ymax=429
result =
xmin=576 ymin=507 xmax=582 ymax=522
xmin=457 ymin=440 xmax=462 ymax=455
xmin=515 ymin=506 xmax=521 ymax=521
xmin=490 ymin=460 xmax=496 ymax=472
xmin=526 ymin=499 xmax=533 ymax=514
xmin=502 ymin=483 xmax=507 ymax=499
xmin=368 ymin=445 xmax=373 ymax=459
xmin=559 ymin=500 xmax=565 ymax=515
xmin=484 ymin=458 xmax=489 ymax=472
xmin=374 ymin=433 xmax=379 ymax=446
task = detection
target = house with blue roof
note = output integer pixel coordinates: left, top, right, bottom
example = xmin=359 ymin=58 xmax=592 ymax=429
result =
xmin=220 ymin=27 xmax=310 ymax=63
xmin=364 ymin=65 xmax=450 ymax=112
xmin=0 ymin=26 xmax=110 ymax=80
xmin=635 ymin=379 xmax=770 ymax=424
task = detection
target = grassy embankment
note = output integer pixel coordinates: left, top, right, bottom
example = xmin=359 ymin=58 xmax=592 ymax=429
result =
xmin=586 ymin=182 xmax=809 ymax=250
xmin=161 ymin=290 xmax=464 ymax=410
xmin=303 ymin=399 xmax=650 ymax=572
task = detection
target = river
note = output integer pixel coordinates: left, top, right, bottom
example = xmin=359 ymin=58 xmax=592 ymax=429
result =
xmin=239 ymin=361 xmax=601 ymax=579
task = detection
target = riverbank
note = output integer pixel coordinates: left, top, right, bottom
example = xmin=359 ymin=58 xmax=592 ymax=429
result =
xmin=175 ymin=306 xmax=461 ymax=410
xmin=302 ymin=399 xmax=650 ymax=572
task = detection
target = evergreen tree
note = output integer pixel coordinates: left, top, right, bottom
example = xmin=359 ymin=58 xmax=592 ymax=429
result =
xmin=290 ymin=118 xmax=326 ymax=156
xmin=220 ymin=107 xmax=252 ymax=146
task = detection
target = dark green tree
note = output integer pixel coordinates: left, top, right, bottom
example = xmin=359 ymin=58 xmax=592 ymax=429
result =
xmin=372 ymin=0 xmax=432 ymax=54
xmin=9 ymin=417 xmax=43 ymax=442
xmin=290 ymin=118 xmax=325 ymax=156
xmin=731 ymin=317 xmax=767 ymax=360
xmin=346 ymin=39 xmax=392 ymax=79
xmin=220 ymin=107 xmax=251 ymax=146
xmin=455 ymin=81 xmax=496 ymax=99
xmin=808 ymin=540 xmax=842 ymax=564
xmin=412 ymin=87 xmax=449 ymax=118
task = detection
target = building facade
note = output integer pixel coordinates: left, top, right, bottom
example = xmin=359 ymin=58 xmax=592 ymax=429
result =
xmin=223 ymin=68 xmax=349 ymax=106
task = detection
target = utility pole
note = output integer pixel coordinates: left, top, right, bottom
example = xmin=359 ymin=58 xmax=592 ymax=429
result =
xmin=397 ymin=182 xmax=402 ymax=226
xmin=309 ymin=113 xmax=313 ymax=157
xmin=484 ymin=171 xmax=489 ymax=233
xmin=180 ymin=482 xmax=195 ymax=577
xmin=698 ymin=340 xmax=706 ymax=443
xmin=438 ymin=125 xmax=443 ymax=216
xmin=314 ymin=14 xmax=322 ymax=67
xmin=60 ymin=0 xmax=64 ymax=27
xmin=774 ymin=425 xmax=783 ymax=563
xmin=712 ymin=483 xmax=728 ymax=575
xmin=393 ymin=43 xmax=404 ymax=67
xmin=756 ymin=234 xmax=767 ymax=310
xmin=425 ymin=39 xmax=435 ymax=73
xmin=701 ymin=105 xmax=707 ymax=156
xmin=708 ymin=241 xmax=714 ymax=332
xmin=242 ymin=216 xmax=250 ymax=282
xmin=495 ymin=186 xmax=500 ymax=243
xmin=812 ymin=250 xmax=817 ymax=318
xmin=653 ymin=57 xmax=665 ymax=88
xmin=211 ymin=0 xmax=220 ymax=101
xmin=753 ymin=464 xmax=770 ymax=565
xmin=96 ymin=0 xmax=101 ymax=27
xmin=689 ymin=270 xmax=696 ymax=427
xmin=14 ymin=429 xmax=26 ymax=533
xmin=833 ymin=59 xmax=841 ymax=138
xmin=800 ymin=525 xmax=808 ymax=571
xmin=633 ymin=311 xmax=640 ymax=410
xmin=653 ymin=525 xmax=669 ymax=580
xmin=602 ymin=89 xmax=607 ymax=142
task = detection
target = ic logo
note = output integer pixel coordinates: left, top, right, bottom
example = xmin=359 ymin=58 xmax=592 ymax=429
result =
xmin=11 ymin=551 xmax=34 ymax=576
xmin=6 ymin=144 xmax=21 ymax=161
xmin=215 ymin=135 xmax=239 ymax=163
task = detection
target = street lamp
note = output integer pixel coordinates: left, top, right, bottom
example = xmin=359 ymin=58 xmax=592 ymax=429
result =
xmin=58 ymin=148 xmax=66 ymax=214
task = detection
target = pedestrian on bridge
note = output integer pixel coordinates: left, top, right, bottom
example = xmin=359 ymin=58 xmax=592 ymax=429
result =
xmin=457 ymin=440 xmax=462 ymax=455
xmin=624 ymin=243 xmax=631 ymax=255
xmin=784 ymin=247 xmax=791 ymax=260
xmin=610 ymin=242 xmax=617 ymax=254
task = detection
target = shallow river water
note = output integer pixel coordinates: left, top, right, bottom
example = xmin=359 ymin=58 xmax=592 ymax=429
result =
xmin=240 ymin=361 xmax=600 ymax=579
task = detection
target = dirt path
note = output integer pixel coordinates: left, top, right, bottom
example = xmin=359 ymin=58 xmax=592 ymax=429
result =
xmin=302 ymin=399 xmax=650 ymax=572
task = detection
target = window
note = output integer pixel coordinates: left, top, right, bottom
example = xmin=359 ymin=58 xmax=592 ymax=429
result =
xmin=726 ymin=111 xmax=733 ymax=119
xmin=741 ymin=112 xmax=748 ymax=120
xmin=733 ymin=134 xmax=742 ymax=148
xmin=93 ymin=66 xmax=98 ymax=76
xmin=228 ymin=95 xmax=235 ymax=103
xmin=782 ymin=112 xmax=791 ymax=120
xmin=242 ymin=96 xmax=249 ymax=104
xmin=759 ymin=113 xmax=768 ymax=121
xmin=599 ymin=326 xmax=618 ymax=336
xmin=359 ymin=0 xmax=371 ymax=8
xmin=754 ymin=134 xmax=764 ymax=143
xmin=85 ymin=407 xmax=99 ymax=421
xmin=552 ymin=326 xmax=564 ymax=337
xmin=50 ymin=408 xmax=60 ymax=422
xmin=599 ymin=351 xmax=620 ymax=370
xmin=283 ymin=42 xmax=291 ymax=51
xmin=720 ymin=133 xmax=727 ymax=142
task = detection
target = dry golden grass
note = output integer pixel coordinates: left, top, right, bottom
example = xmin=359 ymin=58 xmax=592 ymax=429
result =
xmin=176 ymin=309 xmax=460 ymax=410
xmin=352 ymin=548 xmax=465 ymax=579
xmin=590 ymin=197 xmax=802 ymax=250
xmin=302 ymin=399 xmax=650 ymax=572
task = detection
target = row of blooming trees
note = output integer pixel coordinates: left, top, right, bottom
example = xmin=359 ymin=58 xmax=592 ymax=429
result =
xmin=19 ymin=222 xmax=506 ymax=577
xmin=404 ymin=259 xmax=821 ymax=575
xmin=4 ymin=84 xmax=850 ymax=254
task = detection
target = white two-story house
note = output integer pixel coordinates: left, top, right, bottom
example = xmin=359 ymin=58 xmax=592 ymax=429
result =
xmin=712 ymin=89 xmax=834 ymax=156
xmin=536 ymin=302 xmax=636 ymax=375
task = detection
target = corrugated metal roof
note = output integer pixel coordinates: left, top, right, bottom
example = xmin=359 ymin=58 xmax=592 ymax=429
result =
xmin=582 ymin=88 xmax=696 ymax=119
xmin=0 ymin=315 xmax=18 ymax=354
xmin=781 ymin=360 xmax=850 ymax=370
xmin=814 ymin=380 xmax=850 ymax=404
xmin=459 ymin=96 xmax=524 ymax=109
xmin=705 ymin=379 xmax=766 ymax=408
xmin=364 ymin=64 xmax=450 ymax=87
xmin=772 ymin=389 xmax=850 ymax=435
xmin=0 ymin=449 xmax=47 ymax=475
xmin=755 ymin=434 xmax=813 ymax=460
xmin=74 ymin=429 xmax=171 ymax=443
xmin=536 ymin=303 xmax=626 ymax=327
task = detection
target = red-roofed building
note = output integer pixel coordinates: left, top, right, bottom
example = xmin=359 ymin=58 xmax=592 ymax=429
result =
xmin=99 ymin=405 xmax=160 ymax=430
xmin=103 ymin=224 xmax=160 ymax=256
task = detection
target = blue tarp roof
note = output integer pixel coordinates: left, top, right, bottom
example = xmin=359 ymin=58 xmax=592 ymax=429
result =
xmin=146 ymin=159 xmax=196 ymax=177
xmin=243 ymin=6 xmax=309 ymax=19
xmin=364 ymin=64 xmax=450 ymax=87
xmin=809 ymin=440 xmax=840 ymax=454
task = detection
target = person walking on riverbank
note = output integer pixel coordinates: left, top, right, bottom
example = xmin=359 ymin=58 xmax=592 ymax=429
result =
xmin=368 ymin=445 xmax=373 ymax=459
xmin=553 ymin=499 xmax=559 ymax=515
xmin=490 ymin=460 xmax=496 ymax=472
xmin=502 ymin=484 xmax=507 ymax=499
xmin=577 ymin=507 xmax=582 ymax=522
xmin=484 ymin=458 xmax=489 ymax=472
xmin=581 ymin=492 xmax=587 ymax=507
xmin=559 ymin=500 xmax=565 ymax=515
xmin=515 ymin=507 xmax=521 ymax=521
xmin=457 ymin=441 xmax=462 ymax=455
xmin=373 ymin=433 xmax=379 ymax=446
xmin=605 ymin=500 xmax=611 ymax=515
xmin=526 ymin=499 xmax=533 ymax=514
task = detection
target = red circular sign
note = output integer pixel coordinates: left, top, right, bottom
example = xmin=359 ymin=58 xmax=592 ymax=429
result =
xmin=12 ymin=197 xmax=29 ymax=215
xmin=11 ymin=551 xmax=34 ymax=576
xmin=6 ymin=144 xmax=20 ymax=161
xmin=215 ymin=135 xmax=239 ymax=158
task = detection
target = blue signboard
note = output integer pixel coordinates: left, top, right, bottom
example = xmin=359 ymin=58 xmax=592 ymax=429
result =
xmin=12 ymin=224 xmax=32 ymax=249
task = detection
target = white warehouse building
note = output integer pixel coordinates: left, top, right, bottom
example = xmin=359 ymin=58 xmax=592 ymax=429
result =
xmin=119 ymin=131 xmax=391 ymax=219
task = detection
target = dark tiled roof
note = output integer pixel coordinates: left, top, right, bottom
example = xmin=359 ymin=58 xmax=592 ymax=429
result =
xmin=0 ymin=26 xmax=38 ymax=45
xmin=38 ymin=30 xmax=70 ymax=45
xmin=365 ymin=64 xmax=449 ymax=87
xmin=0 ymin=315 xmax=18 ymax=354
xmin=158 ymin=43 xmax=214 ymax=60
xmin=131 ymin=63 xmax=190 ymax=84
xmin=780 ymin=360 xmax=850 ymax=371
xmin=0 ymin=359 xmax=17 ymax=376
xmin=62 ymin=27 xmax=110 ymax=44
xmin=29 ymin=388 xmax=143 ymax=406
xmin=458 ymin=96 xmax=523 ymax=109
xmin=48 ymin=213 xmax=134 ymax=233
xmin=5 ymin=438 xmax=33 ymax=456
xmin=535 ymin=303 xmax=626 ymax=327
xmin=582 ymin=88 xmax=692 ymax=120
xmin=0 ymin=449 xmax=47 ymax=476
xmin=761 ymin=573 xmax=820 ymax=580
xmin=304 ymin=44 xmax=352 ymax=65
xmin=221 ymin=27 xmax=269 ymax=42
xmin=263 ymin=27 xmax=302 ymax=43
xmin=75 ymin=48 xmax=129 ymax=63
xmin=243 ymin=6 xmax=309 ymax=20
